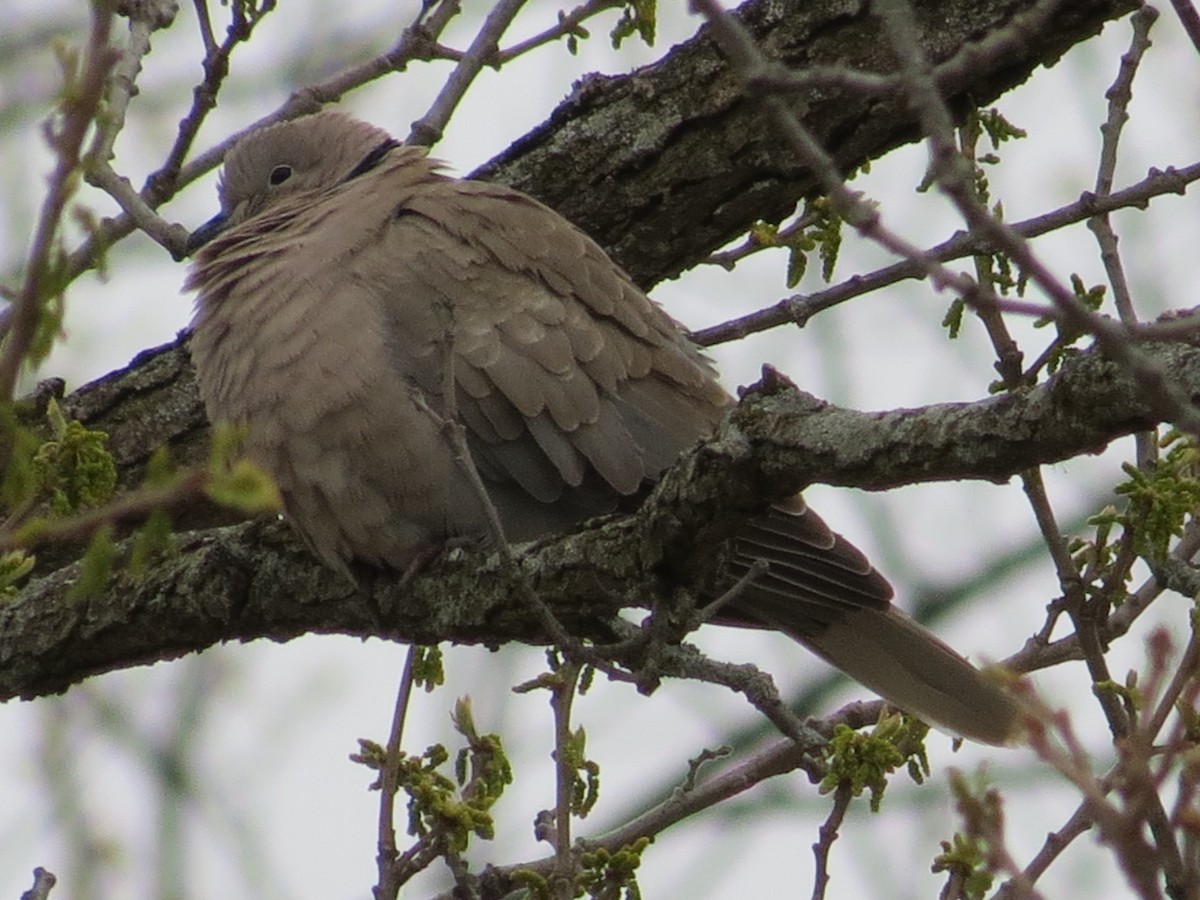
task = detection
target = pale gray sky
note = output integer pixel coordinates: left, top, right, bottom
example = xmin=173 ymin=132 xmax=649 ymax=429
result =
xmin=3 ymin=2 xmax=1199 ymax=898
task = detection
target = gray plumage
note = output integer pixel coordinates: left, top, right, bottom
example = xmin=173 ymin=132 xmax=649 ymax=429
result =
xmin=186 ymin=110 xmax=1017 ymax=745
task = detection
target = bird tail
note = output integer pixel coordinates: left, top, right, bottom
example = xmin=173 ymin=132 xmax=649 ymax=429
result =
xmin=720 ymin=499 xmax=1018 ymax=745
xmin=785 ymin=605 xmax=1017 ymax=745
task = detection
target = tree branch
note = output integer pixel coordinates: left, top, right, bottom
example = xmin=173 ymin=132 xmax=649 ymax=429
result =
xmin=3 ymin=338 xmax=1194 ymax=702
xmin=475 ymin=0 xmax=1137 ymax=284
xmin=37 ymin=0 xmax=1143 ymax=543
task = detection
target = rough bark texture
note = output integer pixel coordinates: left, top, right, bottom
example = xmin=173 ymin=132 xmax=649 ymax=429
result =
xmin=476 ymin=0 xmax=1137 ymax=284
xmin=3 ymin=340 xmax=1191 ymax=702
xmin=0 ymin=0 xmax=1153 ymax=700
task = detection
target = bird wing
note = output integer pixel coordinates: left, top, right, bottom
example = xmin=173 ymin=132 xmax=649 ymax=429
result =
xmin=351 ymin=163 xmax=730 ymax=537
xmin=346 ymin=160 xmax=905 ymax=627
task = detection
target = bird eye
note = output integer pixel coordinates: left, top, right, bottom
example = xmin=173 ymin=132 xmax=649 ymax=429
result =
xmin=268 ymin=165 xmax=293 ymax=186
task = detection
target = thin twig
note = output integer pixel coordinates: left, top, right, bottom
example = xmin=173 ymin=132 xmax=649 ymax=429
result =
xmin=20 ymin=868 xmax=57 ymax=900
xmin=431 ymin=733 xmax=826 ymax=899
xmin=142 ymin=0 xmax=279 ymax=217
xmin=550 ymin=661 xmax=582 ymax=899
xmin=192 ymin=0 xmax=217 ymax=57
xmin=957 ymin=119 xmax=1025 ymax=385
xmin=0 ymin=468 xmax=212 ymax=554
xmin=810 ymin=782 xmax=852 ymax=900
xmin=67 ymin=1 xmax=461 ymax=282
xmin=493 ymin=0 xmax=621 ymax=63
xmin=408 ymin=0 xmax=529 ymax=147
xmin=1022 ymin=696 xmax=1167 ymax=898
xmin=691 ymin=163 xmax=1200 ymax=346
xmin=1090 ymin=12 xmax=1152 ymax=344
xmin=1088 ymin=7 xmax=1159 ymax=470
xmin=1006 ymin=520 xmax=1200 ymax=675
xmin=1021 ymin=467 xmax=1129 ymax=739
xmin=88 ymin=166 xmax=192 ymax=257
xmin=411 ymin=304 xmax=624 ymax=688
xmin=0 ymin=1 xmax=117 ymax=400
xmin=1144 ymin=630 xmax=1200 ymax=751
xmin=1167 ymin=0 xmax=1200 ymax=55
xmin=877 ymin=0 xmax=1200 ymax=437
xmin=997 ymin=802 xmax=1093 ymax=899
xmin=704 ymin=205 xmax=822 ymax=269
xmin=90 ymin=0 xmax=178 ymax=167
xmin=689 ymin=0 xmax=1200 ymax=364
xmin=694 ymin=558 xmax=767 ymax=626
xmin=374 ymin=646 xmax=421 ymax=900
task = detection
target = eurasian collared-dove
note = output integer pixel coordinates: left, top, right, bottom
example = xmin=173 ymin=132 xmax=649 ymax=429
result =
xmin=186 ymin=110 xmax=1017 ymax=744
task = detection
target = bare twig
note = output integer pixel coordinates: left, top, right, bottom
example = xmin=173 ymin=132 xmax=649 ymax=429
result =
xmin=1088 ymin=8 xmax=1159 ymax=471
xmin=877 ymin=0 xmax=1200 ymax=437
xmin=143 ymin=0 xmax=279 ymax=217
xmin=1014 ymin=628 xmax=1200 ymax=900
xmin=410 ymin=305 xmax=648 ymax=700
xmin=1144 ymin=629 xmax=1200 ymax=758
xmin=1167 ymin=0 xmax=1200 ymax=55
xmin=810 ymin=782 xmax=852 ymax=900
xmin=690 ymin=0 xmax=1200 ymax=374
xmin=998 ymin=802 xmax=1093 ymax=899
xmin=68 ymin=0 xmax=461 ymax=281
xmin=550 ymin=661 xmax=583 ymax=899
xmin=1007 ymin=520 xmax=1200 ymax=676
xmin=1023 ymin=710 xmax=1163 ymax=899
xmin=192 ymin=0 xmax=217 ymax=57
xmin=20 ymin=868 xmax=57 ymax=900
xmin=1089 ymin=6 xmax=1158 ymax=322
xmin=374 ymin=646 xmax=420 ymax=900
xmin=408 ymin=0 xmax=529 ymax=146
xmin=694 ymin=558 xmax=767 ymax=626
xmin=493 ymin=0 xmax=621 ymax=63
xmin=433 ymin=732 xmax=826 ymax=900
xmin=1 ymin=1 xmax=118 ymax=400
xmin=688 ymin=0 xmax=1036 ymax=364
xmin=91 ymin=0 xmax=178 ymax=167
xmin=691 ymin=163 xmax=1200 ymax=347
xmin=88 ymin=166 xmax=192 ymax=257
xmin=1023 ymin=467 xmax=1130 ymax=739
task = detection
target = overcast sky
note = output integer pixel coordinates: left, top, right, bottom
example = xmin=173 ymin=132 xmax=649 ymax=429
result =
xmin=3 ymin=2 xmax=1200 ymax=898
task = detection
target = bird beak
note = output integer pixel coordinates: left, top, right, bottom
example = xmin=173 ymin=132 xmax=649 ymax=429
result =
xmin=186 ymin=211 xmax=230 ymax=256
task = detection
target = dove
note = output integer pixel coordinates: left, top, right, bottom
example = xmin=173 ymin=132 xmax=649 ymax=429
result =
xmin=186 ymin=110 xmax=1017 ymax=744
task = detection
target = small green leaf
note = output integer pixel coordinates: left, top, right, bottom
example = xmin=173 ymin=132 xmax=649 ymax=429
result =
xmin=933 ymin=769 xmax=1005 ymax=900
xmin=579 ymin=837 xmax=652 ymax=900
xmin=785 ymin=245 xmax=807 ymax=288
xmin=0 ymin=408 xmax=43 ymax=511
xmin=976 ymin=107 xmax=1027 ymax=148
xmin=610 ymin=0 xmax=656 ymax=48
xmin=933 ymin=832 xmax=994 ymax=900
xmin=820 ymin=714 xmax=928 ymax=812
xmin=942 ymin=298 xmax=966 ymax=338
xmin=69 ymin=525 xmax=115 ymax=600
xmin=412 ymin=645 xmax=445 ymax=692
xmin=205 ymin=459 xmax=281 ymax=514
xmin=31 ymin=399 xmax=117 ymax=516
xmin=128 ymin=507 xmax=176 ymax=576
xmin=0 ymin=551 xmax=36 ymax=599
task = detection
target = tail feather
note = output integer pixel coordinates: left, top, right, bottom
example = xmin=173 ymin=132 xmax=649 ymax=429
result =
xmin=791 ymin=606 xmax=1017 ymax=745
xmin=720 ymin=501 xmax=1017 ymax=745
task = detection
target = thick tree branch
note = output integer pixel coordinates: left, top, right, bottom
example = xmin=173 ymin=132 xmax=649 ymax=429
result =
xmin=475 ymin=0 xmax=1137 ymax=284
xmin=0 ymin=0 xmax=1153 ymax=703
xmin=64 ymin=0 xmax=1132 ymax=284
xmin=37 ymin=0 xmax=1139 ymax=544
xmin=4 ymin=338 xmax=1195 ymax=702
